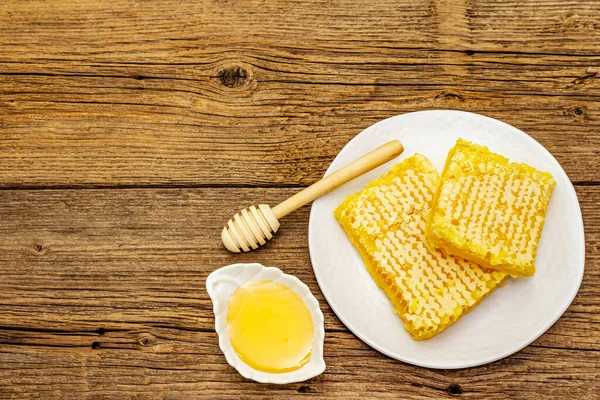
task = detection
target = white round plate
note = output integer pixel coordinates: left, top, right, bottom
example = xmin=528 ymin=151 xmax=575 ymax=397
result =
xmin=308 ymin=110 xmax=585 ymax=369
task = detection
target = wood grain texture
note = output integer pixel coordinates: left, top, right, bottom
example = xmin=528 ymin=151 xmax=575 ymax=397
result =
xmin=1 ymin=0 xmax=599 ymax=398
xmin=0 ymin=187 xmax=598 ymax=399
xmin=1 ymin=0 xmax=599 ymax=188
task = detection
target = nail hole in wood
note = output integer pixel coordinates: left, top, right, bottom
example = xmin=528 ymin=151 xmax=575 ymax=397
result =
xmin=97 ymin=328 xmax=105 ymax=335
xmin=34 ymin=244 xmax=43 ymax=252
xmin=298 ymin=385 xmax=311 ymax=393
xmin=218 ymin=66 xmax=248 ymax=88
xmin=91 ymin=342 xmax=101 ymax=350
xmin=448 ymin=383 xmax=463 ymax=396
xmin=574 ymin=107 xmax=584 ymax=116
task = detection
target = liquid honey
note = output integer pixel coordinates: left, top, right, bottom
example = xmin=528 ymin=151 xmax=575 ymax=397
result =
xmin=226 ymin=280 xmax=314 ymax=373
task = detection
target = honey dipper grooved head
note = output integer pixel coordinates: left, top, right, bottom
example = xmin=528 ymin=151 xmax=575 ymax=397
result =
xmin=221 ymin=204 xmax=280 ymax=253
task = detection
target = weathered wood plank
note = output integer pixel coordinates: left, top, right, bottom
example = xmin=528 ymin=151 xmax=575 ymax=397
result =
xmin=1 ymin=0 xmax=599 ymax=61
xmin=0 ymin=187 xmax=597 ymax=338
xmin=1 ymin=54 xmax=598 ymax=187
xmin=0 ymin=331 xmax=598 ymax=399
xmin=0 ymin=186 xmax=597 ymax=400
xmin=1 ymin=0 xmax=599 ymax=188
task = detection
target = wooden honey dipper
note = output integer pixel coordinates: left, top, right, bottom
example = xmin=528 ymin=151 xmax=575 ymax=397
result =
xmin=221 ymin=140 xmax=404 ymax=252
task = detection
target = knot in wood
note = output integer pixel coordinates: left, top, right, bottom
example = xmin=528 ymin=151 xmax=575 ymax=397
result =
xmin=33 ymin=243 xmax=48 ymax=255
xmin=447 ymin=383 xmax=463 ymax=396
xmin=567 ymin=106 xmax=586 ymax=118
xmin=138 ymin=334 xmax=156 ymax=347
xmin=219 ymin=66 xmax=248 ymax=88
xmin=436 ymin=90 xmax=464 ymax=101
xmin=298 ymin=385 xmax=311 ymax=393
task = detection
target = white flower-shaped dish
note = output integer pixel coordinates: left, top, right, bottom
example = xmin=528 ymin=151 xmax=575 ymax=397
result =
xmin=206 ymin=263 xmax=326 ymax=384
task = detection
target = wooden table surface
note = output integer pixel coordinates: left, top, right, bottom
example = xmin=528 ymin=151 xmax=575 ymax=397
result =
xmin=1 ymin=1 xmax=599 ymax=398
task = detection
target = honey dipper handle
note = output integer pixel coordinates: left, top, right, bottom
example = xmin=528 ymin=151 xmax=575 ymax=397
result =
xmin=272 ymin=140 xmax=404 ymax=219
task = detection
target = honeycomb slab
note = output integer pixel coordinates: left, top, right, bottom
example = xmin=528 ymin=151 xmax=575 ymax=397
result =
xmin=335 ymin=154 xmax=508 ymax=340
xmin=427 ymin=140 xmax=555 ymax=277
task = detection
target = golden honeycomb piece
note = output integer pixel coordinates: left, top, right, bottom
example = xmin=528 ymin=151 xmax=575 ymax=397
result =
xmin=427 ymin=139 xmax=555 ymax=277
xmin=335 ymin=154 xmax=508 ymax=340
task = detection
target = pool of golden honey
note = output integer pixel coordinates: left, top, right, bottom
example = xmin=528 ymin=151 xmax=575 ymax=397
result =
xmin=226 ymin=280 xmax=314 ymax=373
